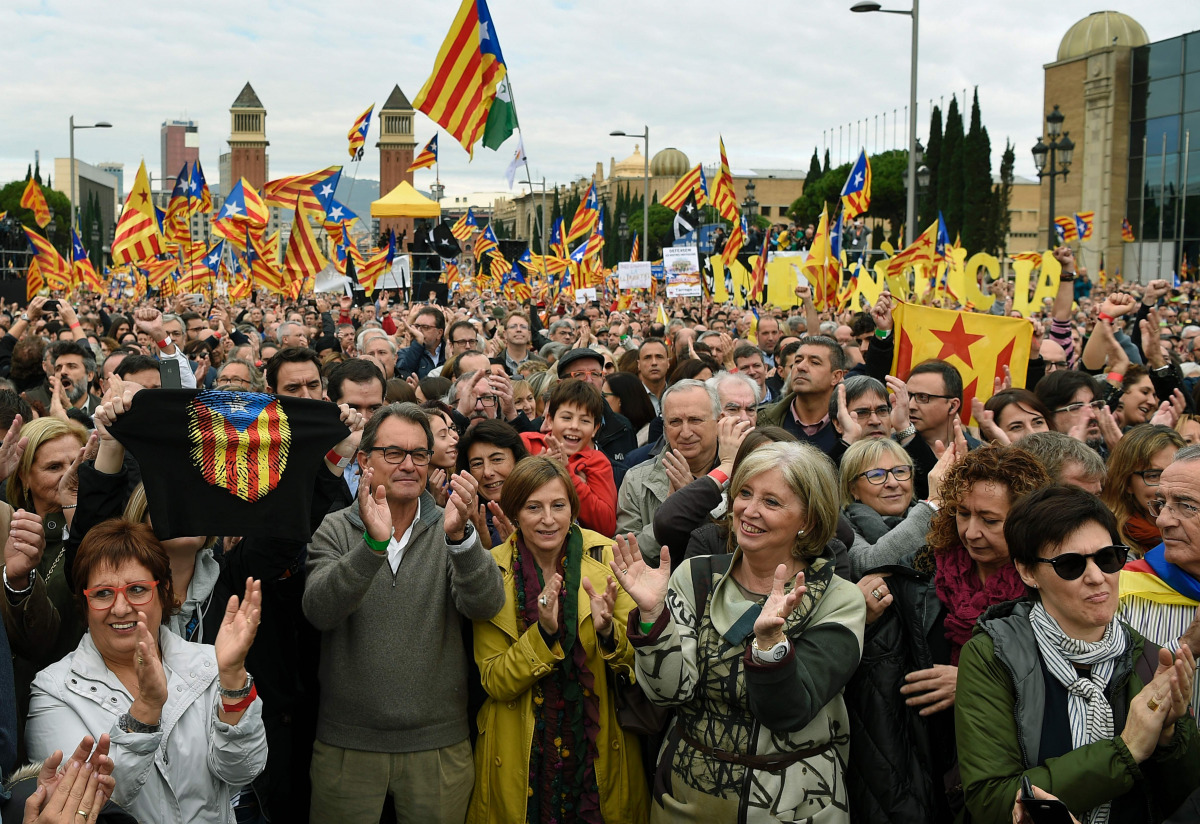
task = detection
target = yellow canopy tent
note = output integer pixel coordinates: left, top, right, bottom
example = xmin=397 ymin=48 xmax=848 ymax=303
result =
xmin=370 ymin=181 xmax=441 ymax=218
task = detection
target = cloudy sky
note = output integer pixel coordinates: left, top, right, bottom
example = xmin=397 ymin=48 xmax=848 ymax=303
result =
xmin=2 ymin=1 xmax=1197 ymax=203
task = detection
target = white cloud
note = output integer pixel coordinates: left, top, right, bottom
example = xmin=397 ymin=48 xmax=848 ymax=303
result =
xmin=1 ymin=1 xmax=1196 ymax=203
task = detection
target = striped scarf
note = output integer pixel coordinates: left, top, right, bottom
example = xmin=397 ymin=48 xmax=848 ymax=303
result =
xmin=1028 ymin=602 xmax=1128 ymax=824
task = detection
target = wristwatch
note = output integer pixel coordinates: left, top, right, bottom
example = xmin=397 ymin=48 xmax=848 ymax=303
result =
xmin=447 ymin=521 xmax=475 ymax=546
xmin=219 ymin=673 xmax=254 ymax=700
xmin=895 ymin=424 xmax=917 ymax=441
xmin=751 ymin=636 xmax=790 ymax=664
xmin=117 ymin=712 xmax=161 ymax=734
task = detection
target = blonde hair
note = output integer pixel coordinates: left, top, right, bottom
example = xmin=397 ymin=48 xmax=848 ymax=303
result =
xmin=839 ymin=438 xmax=914 ymax=507
xmin=123 ymin=482 xmax=216 ymax=550
xmin=727 ymin=441 xmax=839 ymax=559
xmin=8 ymin=418 xmax=87 ymax=511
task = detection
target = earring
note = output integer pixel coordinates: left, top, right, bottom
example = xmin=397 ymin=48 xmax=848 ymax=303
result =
xmin=797 ymin=529 xmax=805 ymax=537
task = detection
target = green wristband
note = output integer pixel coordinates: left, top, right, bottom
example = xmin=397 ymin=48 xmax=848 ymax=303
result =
xmin=639 ymin=621 xmax=655 ymax=634
xmin=362 ymin=530 xmax=390 ymax=554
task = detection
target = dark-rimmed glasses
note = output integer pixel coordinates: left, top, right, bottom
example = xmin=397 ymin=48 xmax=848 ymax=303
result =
xmin=1033 ymin=545 xmax=1128 ymax=580
xmin=856 ymin=465 xmax=914 ymax=485
xmin=365 ymin=447 xmax=433 ymax=466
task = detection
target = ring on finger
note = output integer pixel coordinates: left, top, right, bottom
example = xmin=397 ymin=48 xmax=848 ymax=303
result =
xmin=538 ymin=596 xmax=548 ymax=606
xmin=871 ymin=588 xmax=883 ymax=601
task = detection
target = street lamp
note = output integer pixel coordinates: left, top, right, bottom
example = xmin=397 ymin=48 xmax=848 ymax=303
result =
xmin=1032 ymin=104 xmax=1074 ymax=248
xmin=609 ymin=127 xmax=649 ymax=260
xmin=618 ymin=213 xmax=629 ymax=260
xmin=851 ymin=0 xmax=919 ymax=245
xmin=69 ymin=116 xmax=112 ymax=233
xmin=741 ymin=179 xmax=758 ymax=221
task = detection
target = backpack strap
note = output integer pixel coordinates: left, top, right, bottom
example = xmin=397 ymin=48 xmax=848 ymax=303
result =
xmin=1134 ymin=638 xmax=1162 ymax=687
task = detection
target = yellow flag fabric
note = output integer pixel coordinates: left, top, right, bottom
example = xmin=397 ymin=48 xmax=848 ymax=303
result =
xmin=891 ymin=303 xmax=1032 ymax=424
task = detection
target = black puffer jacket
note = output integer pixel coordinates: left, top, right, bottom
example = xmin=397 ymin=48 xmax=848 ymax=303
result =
xmin=843 ymin=557 xmax=958 ymax=824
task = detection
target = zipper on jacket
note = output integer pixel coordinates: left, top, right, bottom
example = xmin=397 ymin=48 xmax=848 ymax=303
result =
xmin=994 ymin=650 xmax=1032 ymax=769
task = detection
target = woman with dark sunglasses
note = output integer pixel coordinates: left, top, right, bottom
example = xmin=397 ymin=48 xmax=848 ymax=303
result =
xmin=956 ymin=485 xmax=1200 ymax=824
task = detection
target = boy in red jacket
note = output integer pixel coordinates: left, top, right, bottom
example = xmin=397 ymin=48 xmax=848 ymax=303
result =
xmin=520 ymin=379 xmax=617 ymax=535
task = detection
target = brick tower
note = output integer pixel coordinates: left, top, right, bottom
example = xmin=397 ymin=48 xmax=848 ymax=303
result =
xmin=227 ymin=83 xmax=269 ymax=191
xmin=377 ymin=85 xmax=417 ymax=243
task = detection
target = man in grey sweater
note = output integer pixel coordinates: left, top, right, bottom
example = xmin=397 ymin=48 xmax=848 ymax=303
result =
xmin=304 ymin=402 xmax=504 ymax=824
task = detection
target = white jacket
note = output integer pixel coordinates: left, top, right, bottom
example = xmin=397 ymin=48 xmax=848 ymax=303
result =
xmin=26 ymin=627 xmax=267 ymax=824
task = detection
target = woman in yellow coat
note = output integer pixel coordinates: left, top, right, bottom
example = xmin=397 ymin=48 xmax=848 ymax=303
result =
xmin=468 ymin=456 xmax=649 ymax=824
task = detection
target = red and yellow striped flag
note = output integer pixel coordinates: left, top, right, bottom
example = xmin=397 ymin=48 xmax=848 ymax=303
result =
xmin=660 ymin=163 xmax=709 ymax=211
xmin=413 ymin=0 xmax=508 ymax=158
xmin=263 ymin=166 xmax=341 ymax=213
xmin=281 ymin=203 xmax=328 ymax=289
xmin=23 ymin=228 xmax=70 ymax=288
xmin=26 ymin=259 xmax=45 ymax=300
xmin=20 ymin=179 xmax=51 ymax=229
xmin=347 ymin=105 xmax=374 ymax=160
xmin=409 ymin=135 xmax=438 ymax=172
xmin=712 ymin=137 xmax=739 ymax=221
xmin=112 ymin=162 xmax=165 ymax=264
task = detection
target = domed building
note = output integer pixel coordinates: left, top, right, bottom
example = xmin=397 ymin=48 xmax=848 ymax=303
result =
xmin=649 ymin=147 xmax=690 ymax=178
xmin=1041 ymin=12 xmax=1200 ymax=280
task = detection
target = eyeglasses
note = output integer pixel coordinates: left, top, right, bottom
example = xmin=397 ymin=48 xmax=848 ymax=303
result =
xmin=567 ymin=369 xmax=604 ymax=381
xmin=83 ymin=580 xmax=160 ymax=610
xmin=506 ymin=324 xmax=529 ymax=331
xmin=909 ymin=392 xmax=956 ymax=405
xmin=855 ymin=465 xmax=914 ymax=485
xmin=849 ymin=404 xmax=890 ymax=420
xmin=451 ymin=338 xmax=476 ymax=346
xmin=1044 ymin=360 xmax=1067 ymax=371
xmin=1148 ymin=498 xmax=1200 ymax=520
xmin=475 ymin=395 xmax=498 ymax=407
xmin=1033 ymin=545 xmax=1128 ymax=581
xmin=365 ymin=446 xmax=433 ymax=466
xmin=1133 ymin=469 xmax=1165 ymax=486
xmin=1054 ymin=400 xmax=1107 ymax=414
xmin=413 ymin=323 xmax=440 ymax=332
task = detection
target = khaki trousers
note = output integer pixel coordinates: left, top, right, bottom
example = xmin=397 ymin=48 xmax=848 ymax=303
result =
xmin=309 ymin=738 xmax=473 ymax=824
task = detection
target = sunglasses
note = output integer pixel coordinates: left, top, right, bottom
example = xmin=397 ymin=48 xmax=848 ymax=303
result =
xmin=1032 ymin=544 xmax=1128 ymax=581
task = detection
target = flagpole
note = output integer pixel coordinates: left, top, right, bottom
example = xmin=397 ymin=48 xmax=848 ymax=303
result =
xmin=1157 ymin=131 xmax=1167 ymax=280
xmin=1177 ymin=130 xmax=1190 ymax=280
xmin=503 ymin=84 xmax=549 ymax=311
xmin=1138 ymin=135 xmax=1147 ymax=280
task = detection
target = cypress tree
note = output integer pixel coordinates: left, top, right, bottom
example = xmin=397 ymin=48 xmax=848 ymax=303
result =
xmin=988 ymin=140 xmax=1016 ymax=256
xmin=938 ymin=96 xmax=964 ymax=238
xmin=25 ymin=164 xmax=31 ymax=181
xmin=822 ymin=149 xmax=831 ymax=174
xmin=921 ymin=106 xmax=943 ymax=230
xmin=34 ymin=161 xmax=41 ymax=185
xmin=806 ymin=148 xmax=824 ymax=190
xmin=961 ymin=89 xmax=993 ymax=252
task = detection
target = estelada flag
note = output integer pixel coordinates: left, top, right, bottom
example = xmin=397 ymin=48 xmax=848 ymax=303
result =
xmin=106 ymin=389 xmax=348 ymax=541
xmin=891 ymin=302 xmax=1033 ymax=425
xmin=112 ymin=161 xmax=165 ymax=264
xmin=20 ymin=178 xmax=51 ymax=229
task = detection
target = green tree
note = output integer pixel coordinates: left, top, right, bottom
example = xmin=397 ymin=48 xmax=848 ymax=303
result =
xmin=806 ymin=148 xmax=824 ymax=191
xmin=938 ymin=95 xmax=964 ymax=238
xmin=988 ymin=140 xmax=1016 ymax=257
xmin=33 ymin=161 xmax=41 ymax=185
xmin=626 ymin=204 xmax=675 ymax=261
xmin=920 ymin=105 xmax=943 ymax=229
xmin=0 ymin=178 xmax=71 ymax=252
xmin=822 ymin=149 xmax=831 ymax=174
xmin=787 ymin=149 xmax=909 ymax=244
xmin=961 ymin=88 xmax=993 ymax=252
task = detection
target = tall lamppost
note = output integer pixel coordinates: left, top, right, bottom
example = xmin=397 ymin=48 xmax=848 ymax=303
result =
xmin=69 ymin=116 xmax=112 ymax=232
xmin=741 ymin=179 xmax=758 ymax=222
xmin=1031 ymin=105 xmax=1074 ymax=249
xmin=609 ymin=127 xmax=649 ymax=258
xmin=618 ymin=213 xmax=629 ymax=261
xmin=902 ymin=140 xmax=930 ymax=213
xmin=851 ymin=0 xmax=919 ymax=245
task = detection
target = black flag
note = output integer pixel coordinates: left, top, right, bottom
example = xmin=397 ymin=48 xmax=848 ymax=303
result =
xmin=673 ymin=190 xmax=700 ymax=242
xmin=431 ymin=221 xmax=462 ymax=259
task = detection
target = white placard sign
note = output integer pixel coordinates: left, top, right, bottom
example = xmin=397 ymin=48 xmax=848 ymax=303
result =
xmin=663 ymin=245 xmax=701 ymax=297
xmin=617 ymin=261 xmax=652 ymax=290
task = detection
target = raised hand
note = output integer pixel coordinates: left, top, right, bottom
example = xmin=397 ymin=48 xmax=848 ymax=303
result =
xmin=1100 ymin=292 xmax=1137 ymax=318
xmin=129 ymin=614 xmax=168 ymax=725
xmin=357 ymin=466 xmax=393 ymax=543
xmin=835 ymin=384 xmax=863 ymax=445
xmin=870 ymin=293 xmax=894 ymax=332
xmin=56 ymin=432 xmax=99 ymax=510
xmin=214 ymin=579 xmax=262 ymax=682
xmin=885 ymin=375 xmax=912 ymax=435
xmin=486 ymin=500 xmax=515 ymax=543
xmin=542 ymin=434 xmax=569 ymax=466
xmin=0 ymin=413 xmax=28 ymax=479
xmin=1149 ymin=389 xmax=1186 ymax=428
xmin=443 ymin=470 xmax=480 ymax=541
xmin=753 ymin=565 xmax=806 ymax=648
xmin=25 ymin=757 xmax=105 ymax=824
xmin=662 ymin=448 xmax=694 ymax=494
xmin=537 ymin=572 xmax=564 ymax=636
xmin=35 ymin=734 xmax=114 ymax=811
xmin=716 ymin=416 xmax=753 ymax=468
xmin=428 ymin=468 xmax=449 ymax=507
xmin=581 ymin=575 xmax=618 ymax=638
xmin=970 ymin=398 xmax=1010 ymax=446
xmin=609 ymin=533 xmax=670 ymax=622
xmin=4 ymin=509 xmax=45 ymax=589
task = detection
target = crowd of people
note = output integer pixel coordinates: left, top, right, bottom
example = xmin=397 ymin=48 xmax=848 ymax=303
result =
xmin=0 ymin=242 xmax=1198 ymax=824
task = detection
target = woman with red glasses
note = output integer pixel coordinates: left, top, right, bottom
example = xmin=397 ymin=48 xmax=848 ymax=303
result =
xmin=956 ymin=486 xmax=1200 ymax=823
xmin=25 ymin=519 xmax=266 ymax=824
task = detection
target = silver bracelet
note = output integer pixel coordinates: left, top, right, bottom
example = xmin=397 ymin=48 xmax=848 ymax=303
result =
xmin=2 ymin=567 xmax=35 ymax=595
xmin=219 ymin=673 xmax=254 ymax=700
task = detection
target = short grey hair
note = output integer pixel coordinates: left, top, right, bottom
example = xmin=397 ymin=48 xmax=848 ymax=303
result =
xmin=1174 ymin=444 xmax=1200 ymax=464
xmin=162 ymin=313 xmax=183 ymax=331
xmin=540 ymin=341 xmax=568 ymax=361
xmin=708 ymin=371 xmax=760 ymax=405
xmin=360 ymin=333 xmax=396 ymax=354
xmin=360 ymin=402 xmax=433 ymax=454
xmin=277 ymin=321 xmax=303 ymax=341
xmin=1016 ymin=431 xmax=1106 ymax=481
xmin=829 ymin=375 xmax=888 ymax=419
xmin=549 ymin=319 xmax=573 ymax=334
xmin=662 ymin=378 xmax=720 ymax=420
xmin=819 ymin=321 xmax=839 ymax=336
xmin=216 ymin=358 xmax=266 ymax=392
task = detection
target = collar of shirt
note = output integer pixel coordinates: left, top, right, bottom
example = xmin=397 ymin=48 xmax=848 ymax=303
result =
xmin=386 ymin=498 xmax=421 ymax=574
xmin=789 ymin=404 xmax=831 ymax=436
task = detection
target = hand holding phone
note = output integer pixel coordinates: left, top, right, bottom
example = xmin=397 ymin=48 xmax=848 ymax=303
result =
xmin=1018 ymin=776 xmax=1076 ymax=824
